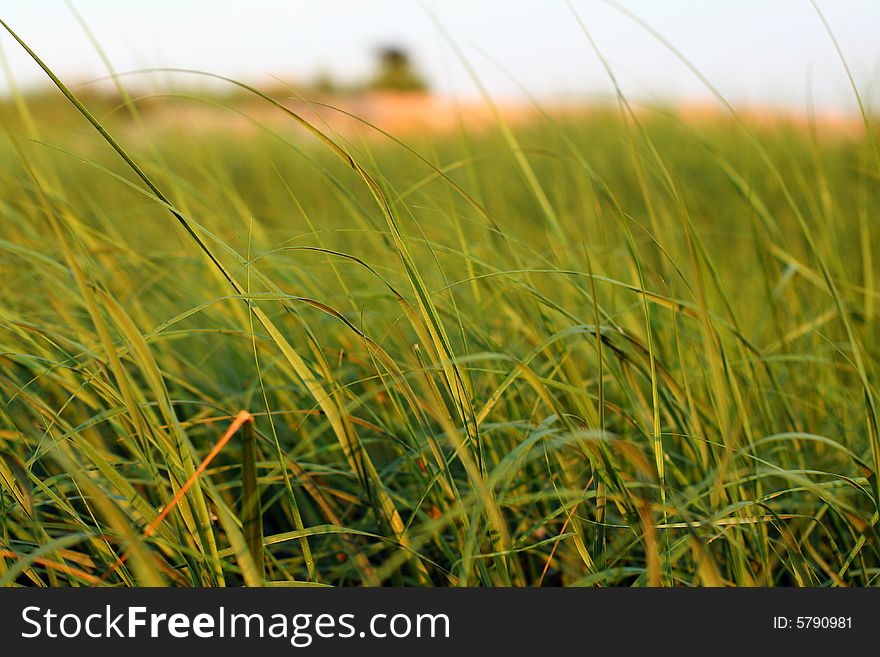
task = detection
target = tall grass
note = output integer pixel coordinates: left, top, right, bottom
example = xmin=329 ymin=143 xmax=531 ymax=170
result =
xmin=0 ymin=16 xmax=878 ymax=586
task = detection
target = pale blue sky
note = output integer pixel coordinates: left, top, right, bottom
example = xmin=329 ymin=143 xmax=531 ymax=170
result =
xmin=1 ymin=1 xmax=879 ymax=112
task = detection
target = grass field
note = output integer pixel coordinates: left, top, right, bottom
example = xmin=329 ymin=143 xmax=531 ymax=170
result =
xmin=1 ymin=22 xmax=879 ymax=587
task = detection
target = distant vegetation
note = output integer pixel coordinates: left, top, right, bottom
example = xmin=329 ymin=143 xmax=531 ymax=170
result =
xmin=306 ymin=45 xmax=428 ymax=96
xmin=369 ymin=47 xmax=428 ymax=93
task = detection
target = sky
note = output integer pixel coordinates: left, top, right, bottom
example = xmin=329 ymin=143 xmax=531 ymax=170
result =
xmin=1 ymin=0 xmax=879 ymax=113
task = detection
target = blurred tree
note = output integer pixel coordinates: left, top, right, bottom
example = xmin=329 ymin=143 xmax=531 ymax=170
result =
xmin=311 ymin=70 xmax=339 ymax=95
xmin=370 ymin=47 xmax=428 ymax=93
